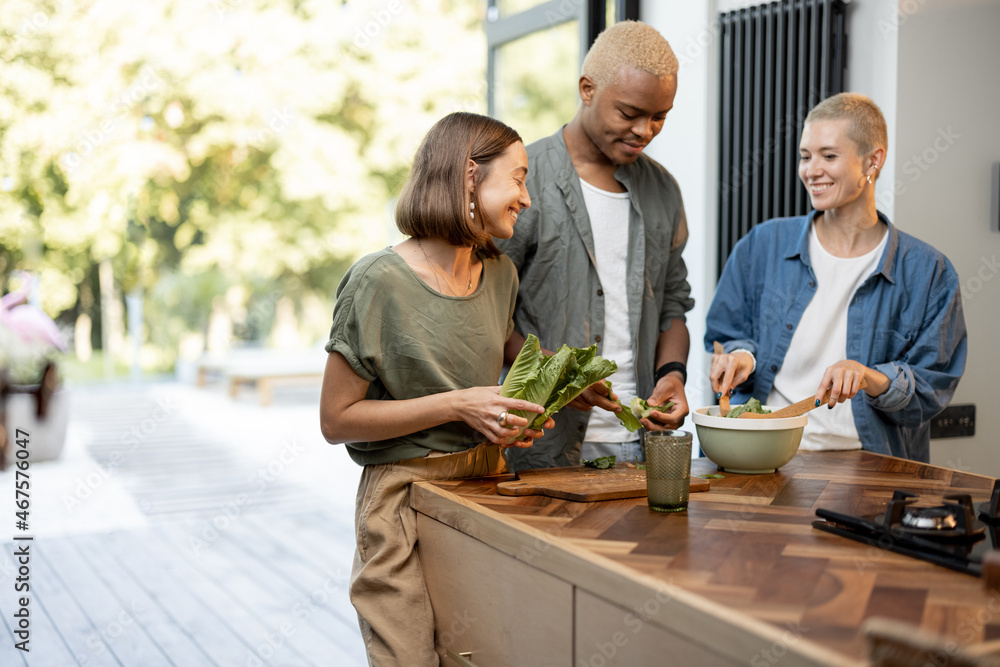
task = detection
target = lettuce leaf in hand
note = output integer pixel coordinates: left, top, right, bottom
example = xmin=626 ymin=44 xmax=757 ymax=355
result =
xmin=629 ymin=397 xmax=675 ymax=420
xmin=499 ymin=335 xmax=619 ymax=437
xmin=598 ymin=381 xmax=676 ymax=433
xmin=603 ymin=381 xmax=642 ymax=433
xmin=531 ymin=348 xmax=618 ymax=429
xmin=499 ymin=333 xmax=544 ymax=399
xmin=499 ymin=335 xmax=567 ymax=434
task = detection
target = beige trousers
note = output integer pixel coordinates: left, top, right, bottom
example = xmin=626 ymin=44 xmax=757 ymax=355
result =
xmin=350 ymin=443 xmax=507 ymax=667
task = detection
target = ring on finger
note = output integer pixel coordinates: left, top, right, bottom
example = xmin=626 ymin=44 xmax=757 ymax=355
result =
xmin=497 ymin=410 xmax=509 ymax=427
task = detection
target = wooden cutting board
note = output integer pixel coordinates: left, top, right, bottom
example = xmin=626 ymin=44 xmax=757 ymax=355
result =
xmin=496 ymin=465 xmax=710 ymax=502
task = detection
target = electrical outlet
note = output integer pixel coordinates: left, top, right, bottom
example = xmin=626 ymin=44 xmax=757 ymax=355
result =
xmin=930 ymin=404 xmax=976 ymax=439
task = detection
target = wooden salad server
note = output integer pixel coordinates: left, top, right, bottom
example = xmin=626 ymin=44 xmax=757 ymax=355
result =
xmin=739 ymin=377 xmax=868 ymax=419
xmin=712 ymin=341 xmax=730 ymax=415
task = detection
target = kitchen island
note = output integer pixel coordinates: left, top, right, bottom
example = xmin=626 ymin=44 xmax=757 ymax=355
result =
xmin=413 ymin=450 xmax=1000 ymax=666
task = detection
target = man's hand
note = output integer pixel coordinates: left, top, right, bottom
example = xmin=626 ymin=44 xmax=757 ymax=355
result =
xmin=566 ymin=380 xmax=622 ymax=413
xmin=642 ymin=373 xmax=688 ymax=430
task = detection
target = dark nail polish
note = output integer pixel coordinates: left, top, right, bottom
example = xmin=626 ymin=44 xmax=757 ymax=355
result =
xmin=715 ymin=392 xmax=721 ymax=399
xmin=815 ymin=399 xmax=821 ymax=407
xmin=827 ymin=405 xmax=834 ymax=410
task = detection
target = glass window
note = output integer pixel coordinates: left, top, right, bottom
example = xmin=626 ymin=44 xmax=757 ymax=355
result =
xmin=494 ymin=20 xmax=580 ymax=144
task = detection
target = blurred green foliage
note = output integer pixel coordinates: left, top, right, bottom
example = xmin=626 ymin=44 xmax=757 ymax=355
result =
xmin=494 ymin=19 xmax=580 ymax=145
xmin=0 ymin=0 xmax=489 ymax=369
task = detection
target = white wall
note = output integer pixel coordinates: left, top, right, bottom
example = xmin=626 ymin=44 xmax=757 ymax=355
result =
xmin=641 ymin=2 xmax=720 ymax=450
xmin=894 ymin=0 xmax=1000 ymax=474
xmin=841 ymin=0 xmax=899 ymax=220
xmin=644 ymin=0 xmax=998 ymax=468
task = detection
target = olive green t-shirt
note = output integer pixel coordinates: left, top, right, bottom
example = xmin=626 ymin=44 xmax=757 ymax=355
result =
xmin=326 ymin=247 xmax=518 ymax=466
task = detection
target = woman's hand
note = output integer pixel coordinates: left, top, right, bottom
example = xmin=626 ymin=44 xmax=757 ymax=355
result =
xmin=709 ymin=351 xmax=755 ymax=398
xmin=455 ymin=386 xmax=552 ymax=449
xmin=505 ymin=416 xmax=555 ymax=449
xmin=815 ymin=360 xmax=891 ymax=407
xmin=321 ymin=353 xmax=552 ymax=447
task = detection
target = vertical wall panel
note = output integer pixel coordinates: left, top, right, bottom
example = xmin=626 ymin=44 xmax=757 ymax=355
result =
xmin=761 ymin=4 xmax=775 ymax=224
xmin=793 ymin=1 xmax=809 ymax=214
xmin=717 ymin=0 xmax=847 ymax=275
xmin=741 ymin=10 xmax=754 ymax=239
xmin=719 ymin=13 xmax=734 ymax=268
xmin=772 ymin=4 xmax=786 ymax=218
xmin=750 ymin=9 xmax=763 ymax=237
xmin=783 ymin=2 xmax=798 ymax=218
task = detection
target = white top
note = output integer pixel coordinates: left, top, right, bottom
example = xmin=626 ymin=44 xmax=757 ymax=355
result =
xmin=578 ymin=178 xmax=638 ymax=443
xmin=767 ymin=223 xmax=888 ymax=451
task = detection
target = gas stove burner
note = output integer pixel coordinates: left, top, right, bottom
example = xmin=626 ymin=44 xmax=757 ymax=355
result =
xmin=901 ymin=506 xmax=958 ymax=531
xmin=874 ymin=490 xmax=986 ymax=542
xmin=814 ymin=488 xmax=999 ymax=578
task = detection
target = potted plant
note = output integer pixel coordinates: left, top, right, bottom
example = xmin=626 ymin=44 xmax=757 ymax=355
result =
xmin=0 ymin=274 xmax=70 ymax=468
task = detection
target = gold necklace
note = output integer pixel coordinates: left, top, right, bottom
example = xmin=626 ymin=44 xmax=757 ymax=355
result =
xmin=416 ymin=239 xmax=473 ymax=295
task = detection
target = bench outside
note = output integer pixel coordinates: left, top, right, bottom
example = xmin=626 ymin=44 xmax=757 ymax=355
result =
xmin=196 ymin=349 xmax=326 ymax=406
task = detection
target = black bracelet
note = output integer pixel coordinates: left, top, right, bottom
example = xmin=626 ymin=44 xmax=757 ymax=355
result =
xmin=654 ymin=361 xmax=687 ymax=386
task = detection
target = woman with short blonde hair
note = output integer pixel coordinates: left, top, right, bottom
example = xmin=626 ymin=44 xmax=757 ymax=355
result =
xmin=706 ymin=93 xmax=966 ymax=461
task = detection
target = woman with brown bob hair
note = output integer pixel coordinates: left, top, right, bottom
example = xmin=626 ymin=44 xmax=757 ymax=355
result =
xmin=320 ymin=111 xmax=550 ymax=665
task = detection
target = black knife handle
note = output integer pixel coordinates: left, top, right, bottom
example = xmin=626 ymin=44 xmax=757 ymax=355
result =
xmin=812 ymin=521 xmax=980 ymax=576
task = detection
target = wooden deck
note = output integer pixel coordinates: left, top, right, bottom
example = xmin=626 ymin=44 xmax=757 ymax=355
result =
xmin=0 ymin=381 xmax=366 ymax=666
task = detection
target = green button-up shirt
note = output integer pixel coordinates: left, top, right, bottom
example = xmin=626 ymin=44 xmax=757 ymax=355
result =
xmin=497 ymin=128 xmax=694 ymax=470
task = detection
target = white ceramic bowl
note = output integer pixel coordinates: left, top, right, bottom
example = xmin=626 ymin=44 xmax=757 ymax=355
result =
xmin=691 ymin=406 xmax=807 ymax=474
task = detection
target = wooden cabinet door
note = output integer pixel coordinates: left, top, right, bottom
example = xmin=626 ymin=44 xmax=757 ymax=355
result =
xmin=417 ymin=514 xmax=573 ymax=666
xmin=575 ymin=589 xmax=743 ymax=667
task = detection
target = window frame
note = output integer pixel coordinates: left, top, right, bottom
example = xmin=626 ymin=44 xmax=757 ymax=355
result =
xmin=485 ymin=0 xmax=640 ymax=118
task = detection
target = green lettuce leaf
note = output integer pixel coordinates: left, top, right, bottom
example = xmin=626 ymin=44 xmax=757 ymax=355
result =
xmin=571 ymin=343 xmax=597 ymax=367
xmin=499 ymin=336 xmax=619 ymax=436
xmin=528 ymin=345 xmax=618 ymax=429
xmin=499 ymin=334 xmax=559 ymax=428
xmin=582 ymin=455 xmax=616 ymax=469
xmin=604 ymin=380 xmax=642 ymax=433
xmin=499 ymin=333 xmax=543 ymax=399
xmin=629 ymin=397 xmax=676 ymax=420
xmin=725 ymin=397 xmax=771 ymax=418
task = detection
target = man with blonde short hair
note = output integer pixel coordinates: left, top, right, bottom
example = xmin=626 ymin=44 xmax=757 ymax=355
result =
xmin=497 ymin=20 xmax=695 ymax=470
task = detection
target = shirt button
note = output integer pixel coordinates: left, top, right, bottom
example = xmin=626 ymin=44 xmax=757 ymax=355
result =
xmin=597 ymin=289 xmax=604 ymax=296
xmin=786 ymin=323 xmax=793 ymax=330
xmin=771 ymin=364 xmax=778 ymax=372
xmin=595 ymin=335 xmax=602 ymax=343
xmin=809 ymin=281 xmax=816 ymax=288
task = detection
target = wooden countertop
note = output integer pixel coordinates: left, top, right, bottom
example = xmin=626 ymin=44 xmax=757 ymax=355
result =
xmin=412 ymin=450 xmax=1000 ymax=665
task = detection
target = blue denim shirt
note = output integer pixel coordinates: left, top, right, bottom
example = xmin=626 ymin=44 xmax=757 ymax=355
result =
xmin=704 ymin=211 xmax=967 ymax=462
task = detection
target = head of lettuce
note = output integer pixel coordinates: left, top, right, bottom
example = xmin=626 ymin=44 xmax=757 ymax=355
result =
xmin=499 ymin=334 xmax=619 ymax=438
